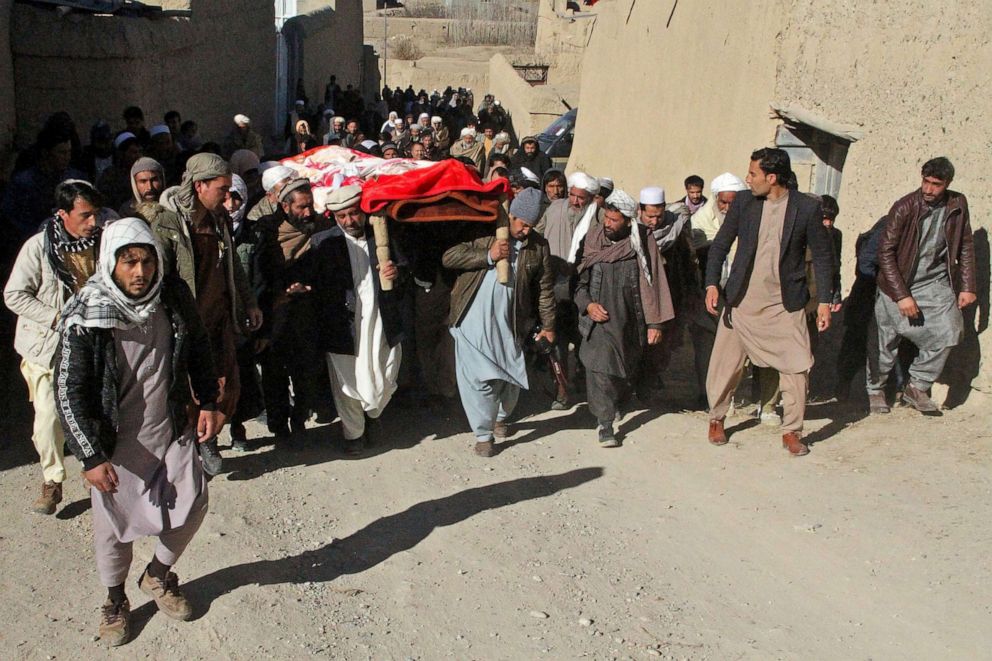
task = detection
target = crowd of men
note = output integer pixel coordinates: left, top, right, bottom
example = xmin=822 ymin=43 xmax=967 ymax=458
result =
xmin=0 ymin=76 xmax=977 ymax=645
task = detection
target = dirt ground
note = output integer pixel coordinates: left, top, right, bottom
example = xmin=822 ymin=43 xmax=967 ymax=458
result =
xmin=2 ymin=346 xmax=990 ymax=661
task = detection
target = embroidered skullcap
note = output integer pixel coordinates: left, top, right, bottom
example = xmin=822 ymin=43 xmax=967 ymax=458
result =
xmin=639 ymin=186 xmax=665 ymax=205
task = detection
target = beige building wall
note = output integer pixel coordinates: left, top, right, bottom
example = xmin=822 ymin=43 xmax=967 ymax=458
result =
xmin=569 ymin=0 xmax=992 ymax=395
xmin=10 ymin=0 xmax=277 ymax=148
xmin=292 ymin=1 xmax=366 ymax=105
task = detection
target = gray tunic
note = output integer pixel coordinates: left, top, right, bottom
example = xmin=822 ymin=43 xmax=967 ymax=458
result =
xmin=875 ymin=204 xmax=963 ymax=351
xmin=578 ymin=256 xmax=644 ymax=379
xmin=450 ymin=239 xmax=529 ymax=389
xmin=92 ymin=307 xmax=206 ymax=542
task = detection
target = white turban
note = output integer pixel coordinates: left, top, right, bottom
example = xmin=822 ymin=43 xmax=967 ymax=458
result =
xmin=566 ymin=171 xmax=599 ymax=194
xmin=710 ymin=172 xmax=747 ymax=194
xmin=520 ymin=167 xmax=540 ymax=184
xmin=431 ymin=116 xmax=442 ymax=124
xmin=460 ymin=127 xmax=475 ymax=138
xmin=149 ymin=124 xmax=170 ymax=137
xmin=261 ymin=165 xmax=296 ymax=193
xmin=234 ymin=114 xmax=251 ymax=126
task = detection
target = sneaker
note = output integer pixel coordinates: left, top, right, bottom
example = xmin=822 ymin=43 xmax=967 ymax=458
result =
xmin=493 ymin=420 xmax=510 ymax=439
xmin=230 ymin=423 xmax=250 ymax=452
xmin=138 ymin=569 xmax=193 ymax=621
xmin=33 ymin=480 xmax=63 ymax=515
xmin=598 ymin=423 xmax=619 ymax=448
xmin=474 ymin=440 xmax=496 ymax=457
xmin=98 ymin=598 xmax=131 ymax=646
xmin=198 ymin=438 xmax=223 ymax=476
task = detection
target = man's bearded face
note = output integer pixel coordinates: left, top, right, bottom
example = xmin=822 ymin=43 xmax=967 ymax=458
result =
xmin=716 ymin=191 xmax=737 ymax=217
xmin=603 ymin=209 xmax=632 ymax=241
xmin=334 ymin=206 xmax=366 ymax=238
xmin=134 ymin=170 xmax=163 ymax=202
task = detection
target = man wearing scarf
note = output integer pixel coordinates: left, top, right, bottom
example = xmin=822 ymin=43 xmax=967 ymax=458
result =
xmin=448 ymin=128 xmax=486 ymax=172
xmin=510 ymin=136 xmax=552 ymax=179
xmin=576 ymin=189 xmax=674 ymax=447
xmin=296 ymin=186 xmax=405 ymax=456
xmin=4 ymin=180 xmax=103 ymax=515
xmin=253 ymin=178 xmax=332 ymax=441
xmin=536 ymin=171 xmax=602 ymax=409
xmin=154 ymin=153 xmax=261 ymax=471
xmin=53 ymin=217 xmax=221 ymax=647
xmin=443 ymin=188 xmax=556 ymax=458
xmin=636 ymin=185 xmax=695 ymax=404
xmin=119 ymin=156 xmax=165 ymax=217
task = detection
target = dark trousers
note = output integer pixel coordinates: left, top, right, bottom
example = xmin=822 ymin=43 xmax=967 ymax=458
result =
xmin=259 ymin=316 xmax=318 ymax=432
xmin=587 ymin=369 xmax=630 ymax=426
xmin=231 ymin=337 xmax=263 ymax=426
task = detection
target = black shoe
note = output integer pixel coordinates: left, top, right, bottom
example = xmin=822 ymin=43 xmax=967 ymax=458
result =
xmin=198 ymin=438 xmax=224 ymax=475
xmin=230 ymin=423 xmax=250 ymax=452
xmin=290 ymin=414 xmax=308 ymax=439
xmin=270 ymin=423 xmax=291 ymax=442
xmin=344 ymin=436 xmax=366 ymax=456
xmin=598 ymin=423 xmax=619 ymax=448
xmin=364 ymin=415 xmax=382 ymax=447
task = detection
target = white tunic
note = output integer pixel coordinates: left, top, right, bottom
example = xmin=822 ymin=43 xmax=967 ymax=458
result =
xmin=328 ymin=232 xmax=402 ymax=410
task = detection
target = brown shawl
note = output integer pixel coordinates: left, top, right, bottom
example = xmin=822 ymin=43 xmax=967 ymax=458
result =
xmin=579 ymin=223 xmax=675 ymax=325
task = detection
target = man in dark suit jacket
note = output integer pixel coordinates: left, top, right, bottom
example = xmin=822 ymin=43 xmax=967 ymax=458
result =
xmin=703 ymin=148 xmax=834 ymax=457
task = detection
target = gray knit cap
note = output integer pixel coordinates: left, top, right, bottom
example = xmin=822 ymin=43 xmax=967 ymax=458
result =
xmin=509 ymin=187 xmax=542 ymax=225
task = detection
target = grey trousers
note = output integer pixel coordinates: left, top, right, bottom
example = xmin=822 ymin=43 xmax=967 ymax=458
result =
xmin=455 ymin=372 xmax=519 ymax=442
xmin=866 ymin=328 xmax=952 ymax=394
xmin=93 ymin=491 xmax=208 ymax=587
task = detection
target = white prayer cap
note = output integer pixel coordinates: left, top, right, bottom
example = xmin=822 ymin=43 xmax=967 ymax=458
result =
xmin=114 ymin=132 xmax=137 ymax=148
xmin=261 ymin=165 xmax=296 ymax=193
xmin=234 ymin=114 xmax=251 ymax=126
xmin=323 ymin=108 xmax=335 ymax=116
xmin=597 ymin=176 xmax=614 ymax=191
xmin=393 ymin=119 xmax=404 ymax=127
xmin=295 ymin=99 xmax=305 ymax=106
xmin=419 ymin=112 xmax=430 ymax=120
xmin=149 ymin=124 xmax=171 ymax=137
xmin=494 ymin=100 xmax=501 ymax=106
xmin=520 ymin=167 xmax=540 ymax=184
xmin=326 ymin=184 xmax=362 ymax=212
xmin=360 ymin=139 xmax=378 ymax=149
xmin=312 ymin=187 xmax=330 ymax=212
xmin=607 ymin=189 xmax=638 ymax=219
xmin=710 ymin=172 xmax=747 ymax=194
xmin=567 ymin=171 xmax=599 ymax=194
xmin=639 ymin=186 xmax=665 ymax=205
xmin=460 ymin=127 xmax=475 ymax=138
xmin=431 ymin=116 xmax=443 ymax=124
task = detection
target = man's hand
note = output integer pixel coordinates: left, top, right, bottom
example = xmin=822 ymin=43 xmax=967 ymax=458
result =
xmin=830 ymin=302 xmax=842 ymax=313
xmin=197 ymin=410 xmax=225 ymax=443
xmin=897 ymin=296 xmax=920 ymax=319
xmin=246 ymin=306 xmax=263 ymax=332
xmin=489 ymin=238 xmax=510 ymax=263
xmin=84 ymin=462 xmax=119 ymax=493
xmin=535 ymin=328 xmax=556 ymax=344
xmin=286 ymin=282 xmax=312 ymax=296
xmin=816 ymin=303 xmax=832 ymax=332
xmin=958 ymin=291 xmax=978 ymax=309
xmin=216 ymin=376 xmax=227 ymax=403
xmin=378 ymin=259 xmax=398 ymax=282
xmin=705 ymin=286 xmax=720 ymax=316
xmin=647 ymin=328 xmax=663 ymax=345
xmin=586 ymin=302 xmax=610 ymax=323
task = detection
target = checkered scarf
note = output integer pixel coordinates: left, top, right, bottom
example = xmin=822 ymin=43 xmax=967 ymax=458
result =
xmin=43 ymin=215 xmax=100 ymax=296
xmin=59 ymin=217 xmax=165 ymax=333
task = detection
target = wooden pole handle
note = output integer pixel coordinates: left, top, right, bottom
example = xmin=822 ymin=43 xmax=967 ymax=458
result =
xmin=495 ymin=226 xmax=510 ymax=284
xmin=370 ymin=215 xmax=393 ymax=291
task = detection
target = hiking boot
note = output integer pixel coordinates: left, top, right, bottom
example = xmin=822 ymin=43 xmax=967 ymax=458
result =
xmin=98 ymin=597 xmax=131 ymax=647
xmin=708 ymin=420 xmax=728 ymax=446
xmin=198 ymin=438 xmax=223 ymax=476
xmin=598 ymin=423 xmax=619 ymax=448
xmin=868 ymin=393 xmax=890 ymax=415
xmin=474 ymin=439 xmax=496 ymax=457
xmin=33 ymin=480 xmax=63 ymax=515
xmin=138 ymin=569 xmax=193 ymax=621
xmin=493 ymin=420 xmax=510 ymax=439
xmin=902 ymin=384 xmax=941 ymax=415
xmin=782 ymin=431 xmax=810 ymax=457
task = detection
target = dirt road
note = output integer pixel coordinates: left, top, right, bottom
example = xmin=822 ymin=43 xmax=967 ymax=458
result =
xmin=2 ymin=391 xmax=990 ymax=660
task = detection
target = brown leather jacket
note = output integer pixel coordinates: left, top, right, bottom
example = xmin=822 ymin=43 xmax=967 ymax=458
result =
xmin=877 ymin=189 xmax=975 ymax=302
xmin=443 ymin=227 xmax=556 ymax=345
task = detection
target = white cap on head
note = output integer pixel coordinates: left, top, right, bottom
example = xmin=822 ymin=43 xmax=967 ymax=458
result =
xmin=234 ymin=114 xmax=251 ymax=126
xmin=431 ymin=116 xmax=442 ymax=124
xmin=261 ymin=165 xmax=297 ymax=193
xmin=295 ymin=99 xmax=305 ymax=106
xmin=567 ymin=171 xmax=599 ymax=194
xmin=149 ymin=124 xmax=170 ymax=137
xmin=710 ymin=172 xmax=747 ymax=194
xmin=114 ymin=132 xmax=137 ymax=148
xmin=393 ymin=119 xmax=403 ymax=127
xmin=419 ymin=113 xmax=430 ymax=120
xmin=639 ymin=186 xmax=665 ymax=205
xmin=520 ymin=167 xmax=540 ymax=184
xmin=460 ymin=127 xmax=475 ymax=138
